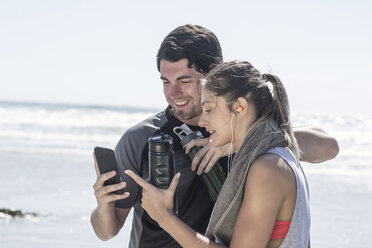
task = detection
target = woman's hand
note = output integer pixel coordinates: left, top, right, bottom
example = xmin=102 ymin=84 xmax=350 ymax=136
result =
xmin=126 ymin=171 xmax=225 ymax=248
xmin=185 ymin=138 xmax=230 ymax=175
xmin=125 ymin=170 xmax=181 ymax=225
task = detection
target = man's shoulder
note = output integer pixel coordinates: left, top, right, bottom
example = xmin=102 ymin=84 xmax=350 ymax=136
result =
xmin=116 ymin=109 xmax=168 ymax=150
xmin=126 ymin=110 xmax=167 ymax=137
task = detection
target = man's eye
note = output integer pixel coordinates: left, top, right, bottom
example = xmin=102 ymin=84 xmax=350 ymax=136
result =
xmin=180 ymin=81 xmax=191 ymax=84
xmin=162 ymin=81 xmax=170 ymax=85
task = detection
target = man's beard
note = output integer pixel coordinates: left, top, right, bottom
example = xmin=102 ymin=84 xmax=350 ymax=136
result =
xmin=172 ymin=105 xmax=202 ymax=122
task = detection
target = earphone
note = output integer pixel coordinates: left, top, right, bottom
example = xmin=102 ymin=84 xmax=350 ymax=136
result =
xmin=235 ymin=106 xmax=243 ymax=113
xmin=228 ymin=106 xmax=243 ymax=172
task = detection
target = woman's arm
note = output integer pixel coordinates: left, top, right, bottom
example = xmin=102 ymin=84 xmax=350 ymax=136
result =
xmin=125 ymin=153 xmax=292 ymax=248
xmin=294 ymin=127 xmax=339 ymax=163
xmin=158 ymin=211 xmax=225 ymax=248
xmin=125 ymin=170 xmax=224 ymax=248
xmin=229 ymin=154 xmax=294 ymax=247
xmin=125 ymin=170 xmax=225 ymax=248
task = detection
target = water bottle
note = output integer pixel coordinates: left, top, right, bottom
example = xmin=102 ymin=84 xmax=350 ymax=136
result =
xmin=148 ymin=133 xmax=178 ymax=215
xmin=173 ymin=124 xmax=226 ymax=202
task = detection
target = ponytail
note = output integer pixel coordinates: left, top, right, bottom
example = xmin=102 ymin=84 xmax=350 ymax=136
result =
xmin=262 ymin=73 xmax=301 ymax=161
xmin=262 ymin=74 xmax=290 ymax=131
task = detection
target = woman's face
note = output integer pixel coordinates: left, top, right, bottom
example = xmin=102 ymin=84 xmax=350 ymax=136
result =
xmin=199 ymin=89 xmax=234 ymax=147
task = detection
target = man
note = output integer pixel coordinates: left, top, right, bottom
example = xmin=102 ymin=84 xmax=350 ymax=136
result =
xmin=91 ymin=24 xmax=338 ymax=248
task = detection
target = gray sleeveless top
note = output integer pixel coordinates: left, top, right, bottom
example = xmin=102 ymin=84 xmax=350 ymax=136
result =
xmin=266 ymin=147 xmax=311 ymax=247
xmin=206 ymin=146 xmax=311 ymax=247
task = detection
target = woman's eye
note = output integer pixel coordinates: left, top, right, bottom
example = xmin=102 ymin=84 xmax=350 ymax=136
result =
xmin=204 ymin=109 xmax=211 ymax=113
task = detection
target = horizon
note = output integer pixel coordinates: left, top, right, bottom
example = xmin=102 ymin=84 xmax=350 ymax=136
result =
xmin=2 ymin=99 xmax=371 ymax=119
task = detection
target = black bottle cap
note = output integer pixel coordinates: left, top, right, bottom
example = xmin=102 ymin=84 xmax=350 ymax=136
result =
xmin=148 ymin=133 xmax=173 ymax=153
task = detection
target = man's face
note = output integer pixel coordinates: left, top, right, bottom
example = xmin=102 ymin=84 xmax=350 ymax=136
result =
xmin=160 ymin=59 xmax=204 ymax=126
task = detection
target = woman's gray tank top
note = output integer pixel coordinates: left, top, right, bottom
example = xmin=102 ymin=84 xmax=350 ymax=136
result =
xmin=266 ymin=147 xmax=311 ymax=247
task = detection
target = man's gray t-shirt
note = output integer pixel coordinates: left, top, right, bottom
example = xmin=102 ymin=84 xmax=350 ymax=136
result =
xmin=114 ymin=106 xmax=214 ymax=248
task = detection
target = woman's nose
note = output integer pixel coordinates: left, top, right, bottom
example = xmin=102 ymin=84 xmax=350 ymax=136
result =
xmin=199 ymin=114 xmax=208 ymax=128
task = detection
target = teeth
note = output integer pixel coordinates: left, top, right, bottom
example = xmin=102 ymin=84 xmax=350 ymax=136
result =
xmin=174 ymin=100 xmax=188 ymax=106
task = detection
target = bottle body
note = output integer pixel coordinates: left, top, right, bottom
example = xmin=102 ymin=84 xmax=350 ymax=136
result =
xmin=173 ymin=124 xmax=226 ymax=202
xmin=188 ymin=146 xmax=226 ymax=202
xmin=148 ymin=133 xmax=178 ymax=215
xmin=149 ymin=150 xmax=175 ymax=189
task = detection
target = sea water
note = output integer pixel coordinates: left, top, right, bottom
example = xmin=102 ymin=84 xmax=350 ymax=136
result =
xmin=0 ymin=101 xmax=371 ymax=247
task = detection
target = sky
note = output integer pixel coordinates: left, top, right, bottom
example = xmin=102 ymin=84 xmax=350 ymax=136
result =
xmin=0 ymin=0 xmax=371 ymax=115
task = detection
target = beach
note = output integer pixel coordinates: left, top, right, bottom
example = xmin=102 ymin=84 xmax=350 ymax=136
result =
xmin=0 ymin=101 xmax=371 ymax=247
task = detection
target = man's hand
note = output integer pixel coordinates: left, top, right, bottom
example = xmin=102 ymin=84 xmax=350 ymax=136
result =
xmin=93 ymin=153 xmax=130 ymax=208
xmin=91 ymin=153 xmax=131 ymax=241
xmin=185 ymin=138 xmax=230 ymax=175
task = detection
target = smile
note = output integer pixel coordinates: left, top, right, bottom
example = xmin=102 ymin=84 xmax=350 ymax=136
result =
xmin=209 ymin=130 xmax=216 ymax=137
xmin=174 ymin=99 xmax=189 ymax=106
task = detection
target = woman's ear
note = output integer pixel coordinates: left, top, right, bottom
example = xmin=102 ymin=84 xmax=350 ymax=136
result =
xmin=234 ymin=97 xmax=249 ymax=118
xmin=235 ymin=106 xmax=243 ymax=113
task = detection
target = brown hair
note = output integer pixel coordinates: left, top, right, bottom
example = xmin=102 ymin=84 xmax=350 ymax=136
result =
xmin=156 ymin=24 xmax=223 ymax=75
xmin=203 ymin=60 xmax=300 ymax=159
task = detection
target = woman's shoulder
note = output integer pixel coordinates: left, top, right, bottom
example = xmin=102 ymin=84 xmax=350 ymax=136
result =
xmin=246 ymin=153 xmax=295 ymax=188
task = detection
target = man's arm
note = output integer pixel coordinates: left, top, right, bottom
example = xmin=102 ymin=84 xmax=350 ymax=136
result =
xmin=294 ymin=127 xmax=339 ymax=163
xmin=186 ymin=127 xmax=339 ymax=173
xmin=91 ymin=206 xmax=130 ymax=240
xmin=90 ymin=153 xmax=131 ymax=240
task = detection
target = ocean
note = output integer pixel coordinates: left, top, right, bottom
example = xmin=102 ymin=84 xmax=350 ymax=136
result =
xmin=0 ymin=101 xmax=371 ymax=247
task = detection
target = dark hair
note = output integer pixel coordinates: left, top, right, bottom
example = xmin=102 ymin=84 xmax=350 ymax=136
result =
xmin=156 ymin=24 xmax=223 ymax=75
xmin=203 ymin=60 xmax=300 ymax=157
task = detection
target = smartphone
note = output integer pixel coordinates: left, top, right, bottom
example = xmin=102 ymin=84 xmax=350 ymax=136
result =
xmin=94 ymin=147 xmax=124 ymax=195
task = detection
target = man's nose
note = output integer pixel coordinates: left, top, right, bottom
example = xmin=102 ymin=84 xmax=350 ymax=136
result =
xmin=169 ymin=84 xmax=182 ymax=98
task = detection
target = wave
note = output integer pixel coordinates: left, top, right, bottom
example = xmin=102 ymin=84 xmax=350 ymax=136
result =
xmin=1 ymin=101 xmax=371 ymax=164
xmin=0 ymin=101 xmax=159 ymax=155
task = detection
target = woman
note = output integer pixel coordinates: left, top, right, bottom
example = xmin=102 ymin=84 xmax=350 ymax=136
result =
xmin=126 ymin=60 xmax=310 ymax=247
